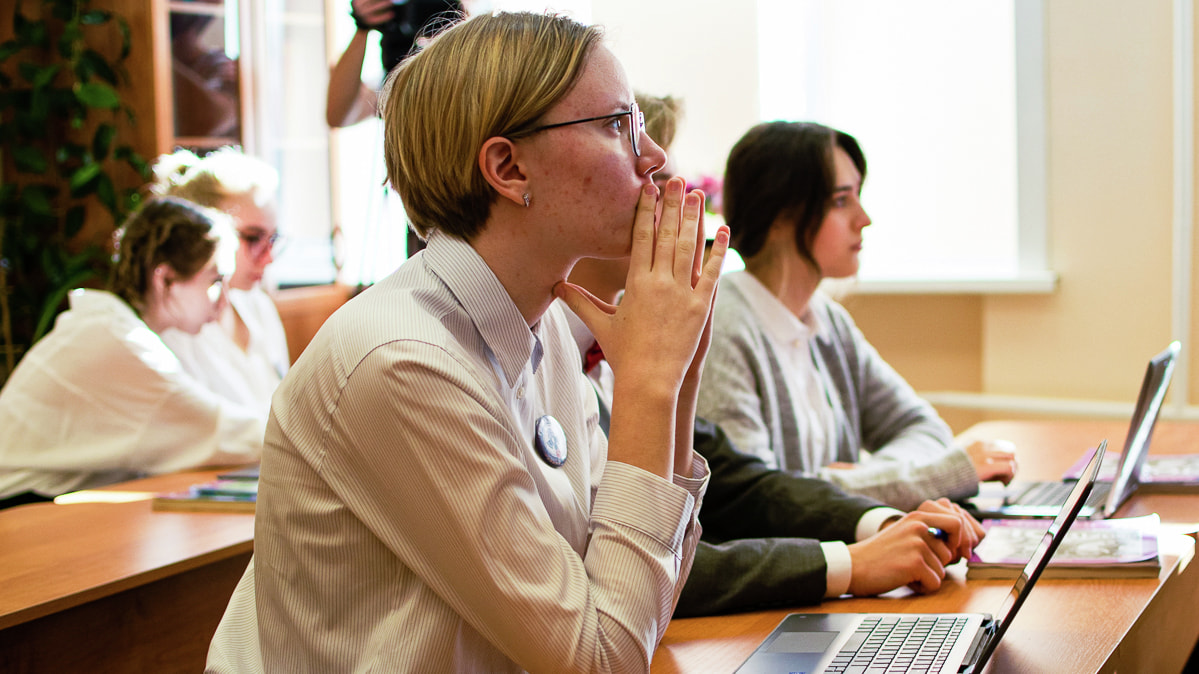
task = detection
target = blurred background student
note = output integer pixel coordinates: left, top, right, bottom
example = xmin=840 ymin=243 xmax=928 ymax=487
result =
xmin=697 ymin=121 xmax=1018 ymax=511
xmin=0 ymin=197 xmax=265 ymax=509
xmin=153 ymin=148 xmax=289 ymax=417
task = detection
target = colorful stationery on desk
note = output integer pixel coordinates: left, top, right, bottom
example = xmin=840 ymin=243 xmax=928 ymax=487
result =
xmin=966 ymin=514 xmax=1161 ymax=579
xmin=152 ymin=478 xmax=258 ymax=513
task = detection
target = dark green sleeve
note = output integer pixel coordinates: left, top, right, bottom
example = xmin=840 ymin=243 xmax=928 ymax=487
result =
xmin=675 ymin=538 xmax=828 ymax=617
xmin=695 ymin=417 xmax=882 ymax=542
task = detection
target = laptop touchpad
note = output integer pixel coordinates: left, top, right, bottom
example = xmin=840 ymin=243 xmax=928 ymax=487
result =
xmin=767 ymin=631 xmax=839 ymax=653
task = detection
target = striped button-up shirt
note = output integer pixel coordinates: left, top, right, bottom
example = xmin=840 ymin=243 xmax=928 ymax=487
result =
xmin=208 ymin=230 xmax=707 ymax=673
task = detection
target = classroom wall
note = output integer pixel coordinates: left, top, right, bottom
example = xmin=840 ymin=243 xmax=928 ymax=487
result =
xmin=859 ymin=1 xmax=1192 ymax=433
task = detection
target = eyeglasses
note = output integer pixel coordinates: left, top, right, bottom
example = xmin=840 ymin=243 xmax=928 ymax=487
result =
xmin=516 ymin=101 xmax=645 ymax=156
xmin=238 ymin=230 xmax=285 ymax=257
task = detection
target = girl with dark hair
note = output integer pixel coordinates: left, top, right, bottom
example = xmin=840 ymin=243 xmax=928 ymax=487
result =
xmin=698 ymin=121 xmax=1017 ymax=511
xmin=0 ymin=197 xmax=265 ymax=508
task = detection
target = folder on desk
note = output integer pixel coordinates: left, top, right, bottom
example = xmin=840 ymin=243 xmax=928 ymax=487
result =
xmin=966 ymin=514 xmax=1161 ymax=580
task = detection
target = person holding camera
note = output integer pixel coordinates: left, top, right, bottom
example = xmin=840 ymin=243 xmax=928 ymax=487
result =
xmin=325 ymin=0 xmax=465 ymax=128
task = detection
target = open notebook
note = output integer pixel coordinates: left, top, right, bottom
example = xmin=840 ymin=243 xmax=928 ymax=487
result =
xmin=735 ymin=440 xmax=1106 ymax=674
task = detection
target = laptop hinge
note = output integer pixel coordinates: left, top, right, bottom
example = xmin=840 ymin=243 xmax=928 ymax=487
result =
xmin=958 ymin=616 xmax=996 ymax=674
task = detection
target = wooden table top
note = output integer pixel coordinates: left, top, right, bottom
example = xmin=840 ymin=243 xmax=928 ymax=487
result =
xmin=651 ymin=419 xmax=1199 ymax=673
xmin=0 ymin=468 xmax=254 ymax=630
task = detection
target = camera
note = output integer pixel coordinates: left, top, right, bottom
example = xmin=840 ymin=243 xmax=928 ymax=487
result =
xmin=378 ymin=0 xmax=462 ymax=73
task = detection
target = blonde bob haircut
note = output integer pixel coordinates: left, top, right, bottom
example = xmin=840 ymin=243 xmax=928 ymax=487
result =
xmin=380 ymin=12 xmax=603 ymax=241
xmin=149 ymin=146 xmax=279 ymax=211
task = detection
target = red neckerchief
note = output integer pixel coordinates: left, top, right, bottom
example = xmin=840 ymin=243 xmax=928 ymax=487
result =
xmin=583 ymin=340 xmax=605 ymax=374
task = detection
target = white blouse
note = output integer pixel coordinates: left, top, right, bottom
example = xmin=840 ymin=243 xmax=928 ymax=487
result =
xmin=161 ymin=285 xmax=289 ymax=418
xmin=0 ymin=289 xmax=265 ymax=499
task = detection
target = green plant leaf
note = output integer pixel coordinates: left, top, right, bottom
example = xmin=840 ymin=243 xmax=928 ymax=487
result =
xmin=0 ymin=39 xmax=22 ymax=63
xmin=64 ymin=205 xmax=87 ymax=239
xmin=74 ymin=81 xmax=119 ymax=109
xmin=58 ymin=22 xmax=82 ymax=59
xmin=20 ymin=187 xmax=53 ymax=216
xmin=95 ymin=172 xmax=117 ymax=217
xmin=92 ymin=123 xmax=115 ymax=160
xmin=13 ymin=145 xmax=48 ymax=174
xmin=69 ymin=163 xmax=102 ymax=196
xmin=32 ymin=63 xmax=61 ymax=90
xmin=80 ymin=10 xmax=110 ymax=25
xmin=15 ymin=16 xmax=48 ymax=49
xmin=115 ymin=16 xmax=131 ymax=60
xmin=78 ymin=49 xmax=117 ymax=85
xmin=34 ymin=269 xmax=96 ymax=342
xmin=64 ymin=206 xmax=87 ymax=240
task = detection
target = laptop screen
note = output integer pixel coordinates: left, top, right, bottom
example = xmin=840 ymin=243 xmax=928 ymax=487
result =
xmin=1104 ymin=341 xmax=1179 ymax=517
xmin=976 ymin=441 xmax=1107 ymax=667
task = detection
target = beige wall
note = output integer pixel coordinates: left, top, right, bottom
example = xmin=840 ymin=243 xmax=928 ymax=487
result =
xmin=850 ymin=1 xmax=1193 ymax=433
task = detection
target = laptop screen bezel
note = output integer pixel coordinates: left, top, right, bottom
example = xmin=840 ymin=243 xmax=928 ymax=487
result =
xmin=1103 ymin=341 xmax=1178 ymax=518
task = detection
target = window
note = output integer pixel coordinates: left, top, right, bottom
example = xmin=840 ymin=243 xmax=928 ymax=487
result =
xmin=756 ymin=0 xmax=1052 ymax=289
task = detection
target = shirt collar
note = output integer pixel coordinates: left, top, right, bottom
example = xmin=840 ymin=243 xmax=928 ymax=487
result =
xmin=726 ymin=271 xmax=827 ymax=347
xmin=423 ymin=230 xmax=543 ymax=386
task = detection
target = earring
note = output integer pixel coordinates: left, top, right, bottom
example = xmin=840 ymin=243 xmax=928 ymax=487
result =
xmin=522 ymin=192 xmax=531 ymax=208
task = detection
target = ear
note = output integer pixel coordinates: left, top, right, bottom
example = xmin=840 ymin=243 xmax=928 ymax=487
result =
xmin=478 ymin=136 xmax=529 ymax=208
xmin=152 ymin=263 xmax=176 ymax=296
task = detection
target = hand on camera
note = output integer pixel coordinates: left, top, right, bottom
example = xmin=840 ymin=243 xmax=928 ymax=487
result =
xmin=350 ymin=0 xmax=396 ymax=32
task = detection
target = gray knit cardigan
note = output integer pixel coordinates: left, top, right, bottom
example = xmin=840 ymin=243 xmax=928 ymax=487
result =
xmin=697 ymin=281 xmax=979 ymax=510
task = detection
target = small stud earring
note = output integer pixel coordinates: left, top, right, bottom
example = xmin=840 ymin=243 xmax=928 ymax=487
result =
xmin=522 ymin=193 xmax=531 ymax=208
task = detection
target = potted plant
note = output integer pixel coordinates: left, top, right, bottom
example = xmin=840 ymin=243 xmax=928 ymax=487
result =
xmin=0 ymin=0 xmax=148 ymax=384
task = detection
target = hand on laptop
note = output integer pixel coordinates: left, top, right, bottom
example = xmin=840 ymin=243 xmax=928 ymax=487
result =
xmin=846 ymin=499 xmax=985 ymax=596
xmin=967 ymin=439 xmax=1018 ymax=485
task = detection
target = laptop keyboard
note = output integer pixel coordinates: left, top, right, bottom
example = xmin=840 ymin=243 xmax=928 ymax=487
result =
xmin=824 ymin=615 xmax=969 ymax=673
xmin=1008 ymin=480 xmax=1111 ymax=508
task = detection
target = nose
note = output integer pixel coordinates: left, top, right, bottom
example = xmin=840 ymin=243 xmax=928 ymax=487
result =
xmin=638 ymin=132 xmax=668 ymax=177
xmin=856 ymin=203 xmax=872 ymax=231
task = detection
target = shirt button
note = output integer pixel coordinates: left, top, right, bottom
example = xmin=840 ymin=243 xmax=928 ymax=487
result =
xmin=516 ymin=386 xmax=525 ymax=399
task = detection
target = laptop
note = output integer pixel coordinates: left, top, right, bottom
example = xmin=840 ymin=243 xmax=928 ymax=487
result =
xmin=735 ymin=440 xmax=1106 ymax=674
xmin=968 ymin=341 xmax=1178 ymax=519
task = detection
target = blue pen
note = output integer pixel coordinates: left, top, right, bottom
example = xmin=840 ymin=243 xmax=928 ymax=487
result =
xmin=928 ymin=527 xmax=949 ymax=542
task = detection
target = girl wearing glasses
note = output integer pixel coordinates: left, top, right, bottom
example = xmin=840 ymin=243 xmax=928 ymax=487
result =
xmin=0 ymin=197 xmax=265 ymax=508
xmin=151 ymin=147 xmax=290 ymax=418
xmin=697 ymin=122 xmax=1017 ymax=511
xmin=208 ymin=11 xmax=729 ymax=672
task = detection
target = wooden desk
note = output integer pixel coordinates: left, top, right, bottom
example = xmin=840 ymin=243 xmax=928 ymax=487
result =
xmin=652 ymin=420 xmax=1199 ymax=673
xmin=0 ymin=469 xmax=254 ymax=673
